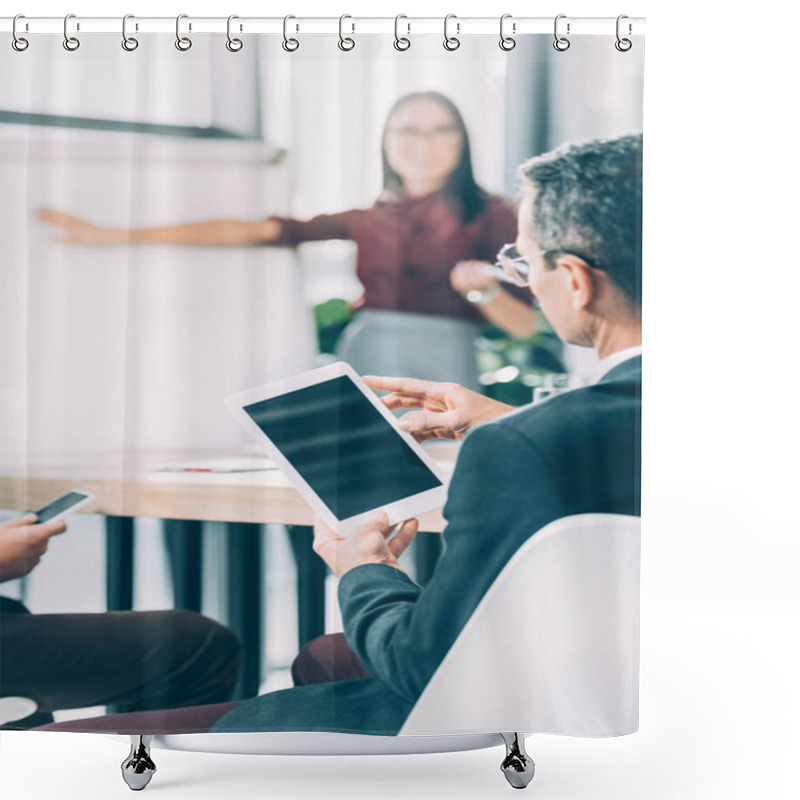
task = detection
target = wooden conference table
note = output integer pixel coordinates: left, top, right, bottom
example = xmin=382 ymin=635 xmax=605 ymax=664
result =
xmin=0 ymin=446 xmax=454 ymax=699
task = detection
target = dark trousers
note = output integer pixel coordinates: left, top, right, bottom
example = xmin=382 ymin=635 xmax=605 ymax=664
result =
xmin=290 ymin=632 xmax=369 ymax=686
xmin=1 ymin=596 xmax=241 ymax=729
xmin=32 ymin=632 xmax=366 ymax=733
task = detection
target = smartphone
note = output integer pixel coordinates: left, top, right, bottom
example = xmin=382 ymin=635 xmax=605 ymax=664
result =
xmin=31 ymin=491 xmax=93 ymax=523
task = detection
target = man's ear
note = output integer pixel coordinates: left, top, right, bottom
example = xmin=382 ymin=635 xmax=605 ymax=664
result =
xmin=553 ymin=253 xmax=596 ymax=310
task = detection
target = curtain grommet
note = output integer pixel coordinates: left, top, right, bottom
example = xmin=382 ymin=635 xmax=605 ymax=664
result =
xmin=394 ymin=15 xmax=411 ymax=51
xmin=282 ymin=15 xmax=299 ymax=52
xmin=615 ymin=15 xmax=632 ymax=51
xmin=443 ymin=14 xmax=460 ymax=51
xmin=121 ymin=14 xmax=139 ymax=51
xmin=499 ymin=14 xmax=516 ymax=51
xmin=63 ymin=13 xmax=80 ymax=51
xmin=553 ymin=14 xmax=571 ymax=52
xmin=175 ymin=14 xmax=192 ymax=51
xmin=12 ymin=15 xmax=29 ymax=51
xmin=338 ymin=15 xmax=355 ymax=51
xmin=226 ymin=15 xmax=243 ymax=52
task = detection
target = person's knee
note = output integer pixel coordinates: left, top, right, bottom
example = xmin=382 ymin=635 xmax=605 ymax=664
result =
xmin=291 ymin=634 xmax=354 ymax=686
xmin=296 ymin=635 xmax=329 ymax=663
xmin=291 ymin=635 xmax=327 ymax=673
xmin=185 ymin=611 xmax=239 ymax=654
xmin=211 ymin=624 xmax=242 ymax=676
xmin=165 ymin=610 xmax=241 ymax=671
xmin=291 ymin=637 xmax=320 ymax=686
xmin=163 ymin=611 xmax=242 ymax=704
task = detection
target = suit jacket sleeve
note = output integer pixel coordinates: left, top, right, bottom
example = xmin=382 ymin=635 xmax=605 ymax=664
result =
xmin=337 ymin=421 xmax=568 ymax=704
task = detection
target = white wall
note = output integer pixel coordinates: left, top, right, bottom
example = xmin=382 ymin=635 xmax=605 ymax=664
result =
xmin=0 ymin=36 xmax=316 ymax=457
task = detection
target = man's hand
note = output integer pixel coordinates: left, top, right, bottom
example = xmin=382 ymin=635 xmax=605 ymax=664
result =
xmin=313 ymin=512 xmax=419 ymax=578
xmin=0 ymin=514 xmax=67 ymax=582
xmin=363 ymin=375 xmax=514 ymax=442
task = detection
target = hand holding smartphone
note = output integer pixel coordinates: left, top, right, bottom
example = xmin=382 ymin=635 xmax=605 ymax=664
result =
xmin=30 ymin=491 xmax=93 ymax=523
xmin=1 ymin=492 xmax=91 ymax=582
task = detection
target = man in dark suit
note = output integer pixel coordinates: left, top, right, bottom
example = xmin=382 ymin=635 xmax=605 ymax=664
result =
xmin=37 ymin=133 xmax=641 ymax=735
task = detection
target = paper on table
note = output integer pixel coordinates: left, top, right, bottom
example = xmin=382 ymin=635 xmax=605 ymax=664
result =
xmin=150 ymin=457 xmax=277 ymax=473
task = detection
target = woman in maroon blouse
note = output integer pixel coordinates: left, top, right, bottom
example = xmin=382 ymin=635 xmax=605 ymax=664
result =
xmin=37 ymin=91 xmax=535 ymax=389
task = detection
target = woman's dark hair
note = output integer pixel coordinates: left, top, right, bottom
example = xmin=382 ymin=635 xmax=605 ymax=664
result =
xmin=380 ymin=91 xmax=487 ymax=223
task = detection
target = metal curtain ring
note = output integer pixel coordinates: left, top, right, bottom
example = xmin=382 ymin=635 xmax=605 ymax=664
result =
xmin=443 ymin=14 xmax=460 ymax=51
xmin=615 ymin=14 xmax=632 ymax=51
xmin=282 ymin=15 xmax=299 ymax=51
xmin=553 ymin=14 xmax=570 ymax=51
xmin=338 ymin=14 xmax=355 ymax=51
xmin=499 ymin=14 xmax=516 ymax=51
xmin=12 ymin=14 xmax=29 ymax=51
xmin=394 ymin=14 xmax=410 ymax=51
xmin=176 ymin=14 xmax=192 ymax=51
xmin=227 ymin=15 xmax=243 ymax=52
xmin=63 ymin=13 xmax=80 ymax=51
xmin=122 ymin=14 xmax=139 ymax=51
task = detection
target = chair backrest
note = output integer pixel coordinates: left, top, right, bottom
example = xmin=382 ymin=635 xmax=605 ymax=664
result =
xmin=400 ymin=513 xmax=640 ymax=737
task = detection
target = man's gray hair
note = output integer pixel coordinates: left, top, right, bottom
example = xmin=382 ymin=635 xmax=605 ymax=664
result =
xmin=517 ymin=133 xmax=642 ymax=307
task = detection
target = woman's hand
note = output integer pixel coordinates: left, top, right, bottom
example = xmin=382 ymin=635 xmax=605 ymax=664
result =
xmin=313 ymin=512 xmax=419 ymax=578
xmin=449 ymin=260 xmax=499 ymax=296
xmin=451 ymin=259 xmax=538 ymax=338
xmin=363 ymin=376 xmax=513 ymax=442
xmin=0 ymin=515 xmax=67 ymax=583
xmin=36 ymin=209 xmax=127 ymax=245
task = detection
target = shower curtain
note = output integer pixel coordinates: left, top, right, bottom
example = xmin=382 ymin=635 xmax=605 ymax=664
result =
xmin=0 ymin=17 xmax=644 ymax=739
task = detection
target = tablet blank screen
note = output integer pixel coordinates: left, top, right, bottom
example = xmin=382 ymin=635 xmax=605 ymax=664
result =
xmin=243 ymin=376 xmax=442 ymax=520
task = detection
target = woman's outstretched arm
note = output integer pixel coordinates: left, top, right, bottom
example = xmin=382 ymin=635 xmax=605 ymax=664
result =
xmin=36 ymin=208 xmax=282 ymax=247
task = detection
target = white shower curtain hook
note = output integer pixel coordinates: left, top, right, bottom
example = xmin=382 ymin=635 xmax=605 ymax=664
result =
xmin=175 ymin=14 xmax=192 ymax=51
xmin=121 ymin=14 xmax=139 ymax=51
xmin=63 ymin=13 xmax=80 ymax=51
xmin=553 ymin=14 xmax=570 ymax=52
xmin=615 ymin=15 xmax=632 ymax=52
xmin=394 ymin=14 xmax=411 ymax=51
xmin=282 ymin=15 xmax=299 ymax=52
xmin=443 ymin=14 xmax=460 ymax=51
xmin=499 ymin=14 xmax=516 ymax=51
xmin=11 ymin=14 xmax=29 ymax=52
xmin=338 ymin=14 xmax=355 ymax=51
xmin=226 ymin=15 xmax=243 ymax=52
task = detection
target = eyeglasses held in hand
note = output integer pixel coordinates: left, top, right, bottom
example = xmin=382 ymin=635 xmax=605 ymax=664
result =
xmin=488 ymin=243 xmax=600 ymax=287
xmin=493 ymin=243 xmax=532 ymax=286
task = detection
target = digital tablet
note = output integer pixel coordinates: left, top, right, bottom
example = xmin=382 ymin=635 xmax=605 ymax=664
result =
xmin=225 ymin=362 xmax=448 ymax=533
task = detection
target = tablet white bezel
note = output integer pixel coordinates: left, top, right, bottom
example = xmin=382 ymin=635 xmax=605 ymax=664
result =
xmin=225 ymin=362 xmax=449 ymax=533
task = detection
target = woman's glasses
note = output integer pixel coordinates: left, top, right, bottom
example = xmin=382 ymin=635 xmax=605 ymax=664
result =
xmin=385 ymin=125 xmax=461 ymax=143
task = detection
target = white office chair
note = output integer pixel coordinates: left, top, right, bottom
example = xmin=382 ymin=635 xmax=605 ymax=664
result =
xmin=117 ymin=513 xmax=641 ymax=791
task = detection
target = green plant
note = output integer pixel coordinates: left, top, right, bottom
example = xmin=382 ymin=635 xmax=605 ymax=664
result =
xmin=314 ymin=298 xmax=355 ymax=355
xmin=476 ymin=318 xmax=566 ymax=405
